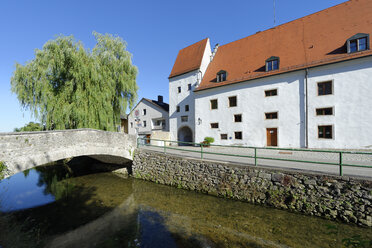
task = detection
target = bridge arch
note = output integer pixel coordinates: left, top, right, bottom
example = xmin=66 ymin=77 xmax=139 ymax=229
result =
xmin=0 ymin=129 xmax=136 ymax=177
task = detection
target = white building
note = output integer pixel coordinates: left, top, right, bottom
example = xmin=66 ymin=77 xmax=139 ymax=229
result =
xmin=168 ymin=38 xmax=212 ymax=144
xmin=169 ymin=0 xmax=372 ymax=149
xmin=127 ymin=96 xmax=169 ymax=140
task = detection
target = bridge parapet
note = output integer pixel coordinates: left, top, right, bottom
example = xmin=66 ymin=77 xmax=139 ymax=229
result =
xmin=0 ymin=129 xmax=136 ymax=177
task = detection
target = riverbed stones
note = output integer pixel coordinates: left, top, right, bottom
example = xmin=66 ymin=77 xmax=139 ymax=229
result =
xmin=112 ymin=168 xmax=129 ymax=177
xmin=133 ymin=149 xmax=372 ymax=227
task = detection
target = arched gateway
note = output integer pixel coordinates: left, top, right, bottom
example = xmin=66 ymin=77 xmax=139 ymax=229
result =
xmin=177 ymin=126 xmax=193 ymax=146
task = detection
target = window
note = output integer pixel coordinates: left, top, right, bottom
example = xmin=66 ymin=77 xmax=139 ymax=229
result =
xmin=130 ymin=122 xmax=133 ymax=128
xmin=235 ymin=131 xmax=242 ymax=140
xmin=228 ymin=96 xmax=237 ymax=107
xmin=217 ymin=70 xmax=227 ymax=82
xmin=347 ymin=33 xmax=369 ymax=53
xmin=318 ymin=81 xmax=333 ymax=95
xmin=265 ymin=89 xmax=277 ymax=97
xmin=181 ymin=116 xmax=188 ymax=122
xmin=154 ymin=119 xmax=165 ymax=127
xmin=143 ymin=109 xmax=147 ymax=115
xmin=143 ymin=121 xmax=147 ymax=127
xmin=185 ymin=105 xmax=189 ymax=112
xmin=210 ymin=123 xmax=219 ymax=129
xmin=188 ymin=84 xmax=191 ymax=91
xmin=220 ymin=134 xmax=228 ymax=140
xmin=316 ymin=107 xmax=333 ymax=116
xmin=234 ymin=114 xmax=242 ymax=122
xmin=210 ymin=99 xmax=218 ymax=110
xmin=318 ymin=125 xmax=333 ymax=139
xmin=266 ymin=56 xmax=279 ymax=72
xmin=178 ymin=86 xmax=181 ymax=93
xmin=176 ymin=106 xmax=180 ymax=112
xmin=265 ymin=112 xmax=278 ymax=119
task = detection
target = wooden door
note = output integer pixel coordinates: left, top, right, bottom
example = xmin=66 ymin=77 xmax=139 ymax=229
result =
xmin=146 ymin=134 xmax=151 ymax=144
xmin=266 ymin=128 xmax=278 ymax=146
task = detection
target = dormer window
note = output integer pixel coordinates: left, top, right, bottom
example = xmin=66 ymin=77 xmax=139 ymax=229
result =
xmin=217 ymin=70 xmax=227 ymax=82
xmin=266 ymin=56 xmax=279 ymax=71
xmin=266 ymin=56 xmax=279 ymax=72
xmin=347 ymin=33 xmax=369 ymax=53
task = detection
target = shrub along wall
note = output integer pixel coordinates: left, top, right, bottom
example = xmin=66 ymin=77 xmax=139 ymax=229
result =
xmin=132 ymin=149 xmax=372 ymax=227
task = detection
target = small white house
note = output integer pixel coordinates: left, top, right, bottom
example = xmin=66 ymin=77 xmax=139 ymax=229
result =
xmin=168 ymin=0 xmax=372 ymax=149
xmin=127 ymin=96 xmax=169 ymax=142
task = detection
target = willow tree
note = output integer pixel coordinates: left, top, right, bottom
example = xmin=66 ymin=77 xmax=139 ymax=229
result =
xmin=11 ymin=32 xmax=138 ymax=131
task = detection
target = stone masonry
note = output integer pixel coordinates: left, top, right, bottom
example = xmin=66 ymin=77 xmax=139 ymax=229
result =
xmin=0 ymin=129 xmax=136 ymax=177
xmin=133 ymin=149 xmax=372 ymax=227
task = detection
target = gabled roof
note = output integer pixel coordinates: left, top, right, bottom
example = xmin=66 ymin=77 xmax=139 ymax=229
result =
xmin=196 ymin=0 xmax=372 ymax=92
xmin=143 ymin=98 xmax=169 ymax=112
xmin=169 ymin=38 xmax=209 ymax=78
xmin=125 ymin=98 xmax=169 ymax=119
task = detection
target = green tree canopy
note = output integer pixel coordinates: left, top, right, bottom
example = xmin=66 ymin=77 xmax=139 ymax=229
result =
xmin=14 ymin=122 xmax=44 ymax=132
xmin=11 ymin=32 xmax=138 ymax=131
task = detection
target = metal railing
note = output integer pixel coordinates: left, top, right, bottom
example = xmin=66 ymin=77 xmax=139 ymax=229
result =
xmin=137 ymin=137 xmax=372 ymax=176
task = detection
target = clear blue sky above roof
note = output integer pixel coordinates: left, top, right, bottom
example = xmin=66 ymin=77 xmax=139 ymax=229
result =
xmin=0 ymin=0 xmax=345 ymax=132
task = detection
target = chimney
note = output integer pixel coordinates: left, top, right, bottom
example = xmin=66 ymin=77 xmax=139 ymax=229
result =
xmin=210 ymin=43 xmax=220 ymax=62
xmin=157 ymin=95 xmax=163 ymax=103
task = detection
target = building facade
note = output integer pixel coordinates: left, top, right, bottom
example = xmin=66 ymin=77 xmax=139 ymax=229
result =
xmin=168 ymin=38 xmax=212 ymax=143
xmin=168 ymin=0 xmax=372 ymax=149
xmin=127 ymin=96 xmax=169 ymax=139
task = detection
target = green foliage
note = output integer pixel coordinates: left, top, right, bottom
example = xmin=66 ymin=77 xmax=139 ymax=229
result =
xmin=134 ymin=171 xmax=142 ymax=179
xmin=203 ymin=137 xmax=215 ymax=144
xmin=0 ymin=161 xmax=7 ymax=180
xmin=14 ymin=122 xmax=44 ymax=132
xmin=11 ymin=32 xmax=138 ymax=131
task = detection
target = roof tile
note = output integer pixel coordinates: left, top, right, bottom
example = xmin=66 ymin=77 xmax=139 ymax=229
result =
xmin=196 ymin=0 xmax=372 ymax=92
xmin=169 ymin=38 xmax=209 ymax=78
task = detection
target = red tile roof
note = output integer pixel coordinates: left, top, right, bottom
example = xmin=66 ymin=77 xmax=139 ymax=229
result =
xmin=195 ymin=0 xmax=372 ymax=92
xmin=169 ymin=38 xmax=209 ymax=78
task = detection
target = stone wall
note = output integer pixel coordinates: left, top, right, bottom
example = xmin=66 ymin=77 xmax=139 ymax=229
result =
xmin=133 ymin=149 xmax=372 ymax=227
xmin=0 ymin=129 xmax=136 ymax=177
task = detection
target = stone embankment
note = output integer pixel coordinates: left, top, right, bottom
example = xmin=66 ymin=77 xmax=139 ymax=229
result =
xmin=133 ymin=149 xmax=372 ymax=227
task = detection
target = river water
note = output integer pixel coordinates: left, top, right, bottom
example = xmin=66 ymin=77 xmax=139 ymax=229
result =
xmin=0 ymin=162 xmax=371 ymax=248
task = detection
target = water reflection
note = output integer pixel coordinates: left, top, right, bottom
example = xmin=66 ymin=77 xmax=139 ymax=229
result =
xmin=0 ymin=169 xmax=56 ymax=212
xmin=0 ymin=162 xmax=371 ymax=248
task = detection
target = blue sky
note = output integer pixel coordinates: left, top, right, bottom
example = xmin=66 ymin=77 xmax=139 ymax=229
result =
xmin=0 ymin=0 xmax=345 ymax=132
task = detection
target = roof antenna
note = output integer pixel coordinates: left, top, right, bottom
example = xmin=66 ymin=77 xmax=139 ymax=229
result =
xmin=273 ymin=0 xmax=276 ymax=27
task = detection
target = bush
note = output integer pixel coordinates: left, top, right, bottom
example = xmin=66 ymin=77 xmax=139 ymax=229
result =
xmin=203 ymin=137 xmax=215 ymax=144
xmin=14 ymin=122 xmax=44 ymax=132
xmin=0 ymin=161 xmax=6 ymax=180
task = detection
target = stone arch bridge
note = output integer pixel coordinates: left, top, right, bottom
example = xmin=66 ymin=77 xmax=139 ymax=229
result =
xmin=0 ymin=129 xmax=136 ymax=177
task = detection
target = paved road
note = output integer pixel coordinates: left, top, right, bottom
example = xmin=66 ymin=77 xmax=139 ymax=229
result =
xmin=140 ymin=145 xmax=372 ymax=180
